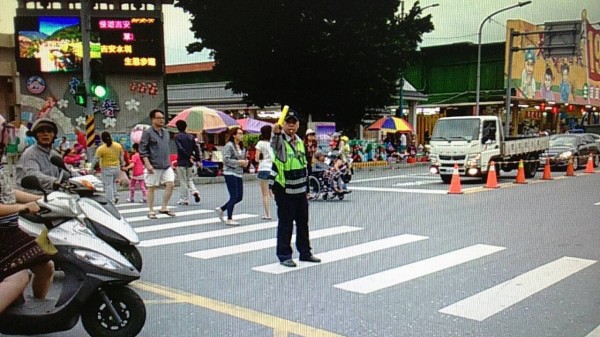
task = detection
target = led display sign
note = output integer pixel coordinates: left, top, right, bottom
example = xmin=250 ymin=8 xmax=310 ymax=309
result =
xmin=15 ymin=16 xmax=164 ymax=74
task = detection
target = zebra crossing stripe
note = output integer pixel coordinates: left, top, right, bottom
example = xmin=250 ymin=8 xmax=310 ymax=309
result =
xmin=347 ymin=186 xmax=448 ymax=194
xmin=186 ymin=226 xmax=363 ymax=259
xmin=584 ymin=324 xmax=600 ymax=337
xmin=333 ymin=244 xmax=505 ymax=294
xmin=126 ymin=209 xmax=213 ymax=222
xmin=252 ymin=234 xmax=429 ymax=275
xmin=118 ymin=206 xmax=175 ymax=214
xmin=136 ymin=214 xmax=258 ymax=233
xmin=139 ymin=221 xmax=278 ymax=247
xmin=438 ymin=256 xmax=597 ymax=321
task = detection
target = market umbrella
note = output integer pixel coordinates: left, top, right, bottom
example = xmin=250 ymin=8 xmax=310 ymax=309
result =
xmin=366 ymin=116 xmax=414 ymax=133
xmin=236 ymin=118 xmax=272 ymax=133
xmin=166 ymin=106 xmax=238 ymax=133
xmin=130 ymin=124 xmax=150 ymax=144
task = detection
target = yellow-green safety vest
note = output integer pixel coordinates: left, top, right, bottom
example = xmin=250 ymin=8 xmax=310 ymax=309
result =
xmin=272 ymin=139 xmax=307 ymax=195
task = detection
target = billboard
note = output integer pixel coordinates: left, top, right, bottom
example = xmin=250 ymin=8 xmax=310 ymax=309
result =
xmin=15 ymin=15 xmax=164 ymax=74
xmin=505 ymin=10 xmax=600 ymax=106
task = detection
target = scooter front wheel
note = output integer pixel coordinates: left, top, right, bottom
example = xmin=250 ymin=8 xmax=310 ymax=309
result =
xmin=117 ymin=245 xmax=143 ymax=272
xmin=82 ymin=286 xmax=146 ymax=337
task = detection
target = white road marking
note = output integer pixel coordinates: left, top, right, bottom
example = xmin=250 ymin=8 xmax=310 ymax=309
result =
xmin=352 ymin=174 xmax=437 ymax=183
xmin=394 ymin=180 xmax=438 ymax=187
xmin=135 ymin=214 xmax=258 ymax=233
xmin=186 ymin=226 xmax=363 ymax=259
xmin=585 ymin=324 xmax=600 ymax=337
xmin=594 ymin=202 xmax=600 ymax=206
xmin=126 ymin=209 xmax=213 ymax=222
xmin=334 ymin=244 xmax=505 ymax=294
xmin=438 ymin=256 xmax=597 ymax=321
xmin=252 ymin=234 xmax=429 ymax=275
xmin=139 ymin=221 xmax=278 ymax=247
xmin=118 ymin=205 xmax=174 ymax=214
xmin=348 ymin=186 xmax=449 ymax=194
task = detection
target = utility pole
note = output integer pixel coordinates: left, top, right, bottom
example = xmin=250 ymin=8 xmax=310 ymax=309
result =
xmin=80 ymin=0 xmax=95 ymax=160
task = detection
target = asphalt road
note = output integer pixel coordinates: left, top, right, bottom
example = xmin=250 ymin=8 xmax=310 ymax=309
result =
xmin=3 ymin=164 xmax=599 ymax=337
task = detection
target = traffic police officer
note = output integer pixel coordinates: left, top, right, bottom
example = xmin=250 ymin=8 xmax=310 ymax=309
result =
xmin=270 ymin=110 xmax=321 ymax=267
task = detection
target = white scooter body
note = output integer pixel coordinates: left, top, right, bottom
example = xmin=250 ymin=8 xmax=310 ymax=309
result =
xmin=17 ymin=191 xmax=135 ymax=268
xmin=77 ymin=197 xmax=140 ymax=245
xmin=66 ymin=172 xmax=138 ymax=244
xmin=2 ymin=176 xmax=145 ymax=337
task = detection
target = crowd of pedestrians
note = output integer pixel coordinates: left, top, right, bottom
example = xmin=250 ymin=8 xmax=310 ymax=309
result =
xmin=0 ymin=103 xmax=326 ymax=303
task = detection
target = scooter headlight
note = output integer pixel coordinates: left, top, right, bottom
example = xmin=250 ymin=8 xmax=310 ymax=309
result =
xmin=73 ymin=249 xmax=121 ymax=270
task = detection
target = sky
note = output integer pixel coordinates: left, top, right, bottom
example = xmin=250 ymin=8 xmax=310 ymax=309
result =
xmin=1 ymin=0 xmax=599 ymax=65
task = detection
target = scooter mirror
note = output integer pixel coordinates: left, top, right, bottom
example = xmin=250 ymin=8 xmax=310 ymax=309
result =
xmin=21 ymin=175 xmax=47 ymax=201
xmin=50 ymin=155 xmax=68 ymax=171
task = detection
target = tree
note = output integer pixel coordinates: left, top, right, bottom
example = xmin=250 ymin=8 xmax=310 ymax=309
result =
xmin=175 ymin=0 xmax=433 ymax=131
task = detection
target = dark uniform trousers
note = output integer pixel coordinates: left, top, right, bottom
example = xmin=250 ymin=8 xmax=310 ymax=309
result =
xmin=274 ymin=191 xmax=311 ymax=262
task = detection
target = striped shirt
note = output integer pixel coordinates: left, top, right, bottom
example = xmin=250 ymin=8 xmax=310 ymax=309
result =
xmin=0 ymin=164 xmax=18 ymax=227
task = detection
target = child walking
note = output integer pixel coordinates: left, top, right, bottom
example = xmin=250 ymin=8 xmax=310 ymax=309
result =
xmin=125 ymin=143 xmax=147 ymax=203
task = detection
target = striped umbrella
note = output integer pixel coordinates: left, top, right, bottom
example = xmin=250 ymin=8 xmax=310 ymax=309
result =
xmin=166 ymin=106 xmax=238 ymax=133
xmin=236 ymin=118 xmax=272 ymax=134
xmin=366 ymin=116 xmax=414 ymax=133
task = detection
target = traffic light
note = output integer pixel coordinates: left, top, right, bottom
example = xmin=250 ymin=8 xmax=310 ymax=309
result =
xmin=90 ymin=59 xmax=107 ymax=99
xmin=73 ymin=83 xmax=87 ymax=107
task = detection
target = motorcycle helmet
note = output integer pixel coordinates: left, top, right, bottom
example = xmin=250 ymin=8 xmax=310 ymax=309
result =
xmin=32 ymin=118 xmax=58 ymax=135
xmin=332 ymin=132 xmax=341 ymax=138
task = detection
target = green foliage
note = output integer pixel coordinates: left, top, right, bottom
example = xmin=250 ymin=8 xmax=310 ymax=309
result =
xmin=175 ymin=0 xmax=433 ymax=130
xmin=242 ymin=133 xmax=259 ymax=148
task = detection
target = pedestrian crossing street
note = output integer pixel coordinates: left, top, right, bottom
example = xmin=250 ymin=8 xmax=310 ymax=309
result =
xmin=116 ymin=203 xmax=598 ymax=323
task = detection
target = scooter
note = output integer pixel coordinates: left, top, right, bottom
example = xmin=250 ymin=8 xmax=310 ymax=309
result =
xmin=50 ymin=156 xmax=143 ymax=271
xmin=0 ymin=175 xmax=146 ymax=337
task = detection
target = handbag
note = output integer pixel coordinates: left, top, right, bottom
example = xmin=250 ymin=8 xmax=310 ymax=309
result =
xmin=0 ymin=225 xmax=54 ymax=280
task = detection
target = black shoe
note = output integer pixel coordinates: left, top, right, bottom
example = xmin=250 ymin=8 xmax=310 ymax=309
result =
xmin=299 ymin=255 xmax=321 ymax=263
xmin=280 ymin=259 xmax=297 ymax=267
xmin=193 ymin=193 xmax=201 ymax=203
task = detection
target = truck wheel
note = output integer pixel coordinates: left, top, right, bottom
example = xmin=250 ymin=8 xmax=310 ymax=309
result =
xmin=501 ymin=163 xmax=513 ymax=172
xmin=440 ymin=175 xmax=452 ymax=184
xmin=524 ymin=158 xmax=538 ymax=178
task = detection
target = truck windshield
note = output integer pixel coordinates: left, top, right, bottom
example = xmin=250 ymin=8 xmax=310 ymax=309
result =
xmin=431 ymin=119 xmax=480 ymax=141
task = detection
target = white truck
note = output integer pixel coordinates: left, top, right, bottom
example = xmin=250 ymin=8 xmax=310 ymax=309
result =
xmin=428 ymin=116 xmax=549 ymax=183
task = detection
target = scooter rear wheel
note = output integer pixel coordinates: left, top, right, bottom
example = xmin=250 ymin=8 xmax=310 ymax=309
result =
xmin=82 ymin=286 xmax=146 ymax=337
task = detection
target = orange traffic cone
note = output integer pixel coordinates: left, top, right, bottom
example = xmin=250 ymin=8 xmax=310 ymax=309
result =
xmin=541 ymin=158 xmax=553 ymax=180
xmin=565 ymin=158 xmax=575 ymax=176
xmin=448 ymin=164 xmax=463 ymax=194
xmin=514 ymin=159 xmax=527 ymax=184
xmin=485 ymin=161 xmax=499 ymax=188
xmin=585 ymin=153 xmax=595 ymax=174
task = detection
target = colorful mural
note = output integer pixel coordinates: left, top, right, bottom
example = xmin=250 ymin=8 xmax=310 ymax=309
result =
xmin=506 ymin=10 xmax=600 ymax=107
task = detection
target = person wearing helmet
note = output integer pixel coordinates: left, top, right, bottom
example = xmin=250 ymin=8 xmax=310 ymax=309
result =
xmin=16 ymin=118 xmax=66 ymax=191
xmin=303 ymin=128 xmax=317 ymax=175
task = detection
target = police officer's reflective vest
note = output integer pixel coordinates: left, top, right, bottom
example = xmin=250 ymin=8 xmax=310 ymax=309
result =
xmin=272 ymin=138 xmax=307 ymax=195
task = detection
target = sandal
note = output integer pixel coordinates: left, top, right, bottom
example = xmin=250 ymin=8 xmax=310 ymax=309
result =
xmin=147 ymin=212 xmax=157 ymax=219
xmin=159 ymin=210 xmax=176 ymax=217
